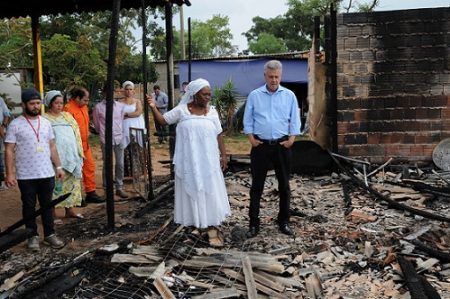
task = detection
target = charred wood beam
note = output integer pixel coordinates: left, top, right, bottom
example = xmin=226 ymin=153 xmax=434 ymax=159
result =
xmin=134 ymin=182 xmax=174 ymax=218
xmin=329 ymin=152 xmax=450 ymax=223
xmin=0 ymin=193 xmax=70 ymax=238
xmin=397 ymin=255 xmax=441 ymax=299
xmin=393 ymin=180 xmax=450 ymax=197
xmin=410 ymin=239 xmax=450 ymax=263
xmin=0 ymin=229 xmax=33 ymax=254
xmin=10 ymin=256 xmax=88 ymax=299
xmin=24 ymin=273 xmax=83 ymax=299
xmin=342 ymin=181 xmax=353 ymax=216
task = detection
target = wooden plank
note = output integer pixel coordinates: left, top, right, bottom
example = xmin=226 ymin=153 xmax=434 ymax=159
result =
xmin=153 ymin=277 xmax=176 ymax=299
xmin=221 ymin=269 xmax=285 ymax=298
xmin=252 ymin=272 xmax=285 ymax=292
xmin=111 ymin=254 xmax=155 ymax=264
xmin=192 ymin=288 xmax=241 ymax=299
xmin=241 ymin=256 xmax=258 ymax=299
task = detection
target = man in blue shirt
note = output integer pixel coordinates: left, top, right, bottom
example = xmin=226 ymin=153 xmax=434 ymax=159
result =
xmin=243 ymin=60 xmax=301 ymax=237
xmin=153 ymin=85 xmax=169 ymax=144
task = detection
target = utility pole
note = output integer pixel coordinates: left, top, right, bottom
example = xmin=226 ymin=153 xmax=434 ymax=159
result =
xmin=180 ymin=5 xmax=186 ymax=60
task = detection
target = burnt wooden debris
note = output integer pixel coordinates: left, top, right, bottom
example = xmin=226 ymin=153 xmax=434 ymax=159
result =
xmin=0 ymin=156 xmax=449 ymax=298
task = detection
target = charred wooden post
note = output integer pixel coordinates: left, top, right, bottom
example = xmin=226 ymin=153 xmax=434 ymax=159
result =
xmin=141 ymin=0 xmax=155 ymax=201
xmin=397 ymin=255 xmax=441 ymax=299
xmin=104 ymin=0 xmax=121 ymax=229
xmin=165 ymin=2 xmax=175 ymax=179
xmin=410 ymin=239 xmax=450 ymax=263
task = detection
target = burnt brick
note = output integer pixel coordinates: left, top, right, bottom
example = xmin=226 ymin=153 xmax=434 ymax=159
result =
xmin=354 ymin=110 xmax=367 ymax=121
xmin=347 ymin=26 xmax=363 ymax=36
xmin=364 ymin=144 xmax=385 ymax=155
xmin=403 ymin=134 xmax=415 ymax=144
xmin=344 ymin=37 xmax=357 ymax=49
xmin=379 ymin=109 xmax=391 ymax=120
xmin=424 ymin=95 xmax=447 ymax=107
xmin=367 ymin=110 xmax=379 ymax=119
xmin=356 ymin=36 xmax=370 ymax=48
xmin=368 ymin=133 xmax=380 ymax=144
xmin=390 ymin=109 xmax=405 ymax=119
xmin=349 ymin=51 xmax=363 ymax=60
xmin=343 ymin=86 xmax=356 ymax=97
xmin=394 ymin=96 xmax=410 ymax=108
xmin=404 ymin=109 xmax=416 ymax=119
xmin=349 ymin=122 xmax=360 ymax=132
xmin=427 ymin=108 xmax=441 ymax=119
xmin=415 ymin=108 xmax=428 ymax=119
xmin=339 ymin=111 xmax=355 ymax=121
xmin=359 ymin=121 xmax=368 ymax=132
xmin=430 ymin=121 xmax=443 ymax=130
xmin=418 ymin=121 xmax=432 ymax=131
xmin=342 ymin=13 xmax=368 ymax=24
xmin=383 ymin=97 xmax=396 ymax=108
xmin=391 ymin=133 xmax=403 ymax=143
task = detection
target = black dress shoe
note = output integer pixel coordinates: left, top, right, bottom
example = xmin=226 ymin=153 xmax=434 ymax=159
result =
xmin=279 ymin=224 xmax=294 ymax=236
xmin=85 ymin=192 xmax=104 ymax=203
xmin=246 ymin=226 xmax=259 ymax=238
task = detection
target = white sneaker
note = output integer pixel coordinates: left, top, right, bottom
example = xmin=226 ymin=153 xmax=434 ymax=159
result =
xmin=27 ymin=236 xmax=40 ymax=251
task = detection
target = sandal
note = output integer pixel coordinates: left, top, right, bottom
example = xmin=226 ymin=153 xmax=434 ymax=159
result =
xmin=207 ymin=227 xmax=224 ymax=248
xmin=54 ymin=219 xmax=64 ymax=225
xmin=65 ymin=213 xmax=84 ymax=219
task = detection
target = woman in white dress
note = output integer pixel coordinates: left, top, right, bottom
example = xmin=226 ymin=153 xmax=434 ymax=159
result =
xmin=120 ymin=81 xmax=146 ymax=148
xmin=148 ymin=78 xmax=230 ymax=247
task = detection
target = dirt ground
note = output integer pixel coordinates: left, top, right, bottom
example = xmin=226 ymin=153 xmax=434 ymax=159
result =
xmin=0 ymin=134 xmax=250 ymax=244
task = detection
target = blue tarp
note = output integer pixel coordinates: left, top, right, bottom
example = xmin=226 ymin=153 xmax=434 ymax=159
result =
xmin=179 ymin=58 xmax=308 ymax=97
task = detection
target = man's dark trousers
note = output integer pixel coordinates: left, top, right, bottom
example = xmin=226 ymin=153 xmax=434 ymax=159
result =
xmin=18 ymin=177 xmax=55 ymax=237
xmin=249 ymin=143 xmax=292 ymax=228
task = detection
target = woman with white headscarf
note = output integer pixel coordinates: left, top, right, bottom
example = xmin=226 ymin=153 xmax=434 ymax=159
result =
xmin=43 ymin=90 xmax=84 ymax=222
xmin=147 ymin=78 xmax=230 ymax=247
xmin=120 ymin=81 xmax=146 ymax=148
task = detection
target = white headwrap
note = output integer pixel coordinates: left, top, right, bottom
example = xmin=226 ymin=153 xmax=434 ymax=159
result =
xmin=122 ymin=80 xmax=134 ymax=89
xmin=43 ymin=90 xmax=63 ymax=107
xmin=179 ymin=78 xmax=210 ymax=105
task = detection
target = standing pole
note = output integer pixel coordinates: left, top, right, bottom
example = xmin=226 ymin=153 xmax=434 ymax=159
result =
xmin=187 ymin=17 xmax=192 ymax=82
xmin=330 ymin=4 xmax=338 ymax=152
xmin=31 ymin=15 xmax=44 ymax=98
xmin=105 ymin=0 xmax=121 ymax=229
xmin=179 ymin=5 xmax=186 ymax=60
xmin=165 ymin=2 xmax=175 ymax=178
xmin=141 ymin=0 xmax=154 ymax=201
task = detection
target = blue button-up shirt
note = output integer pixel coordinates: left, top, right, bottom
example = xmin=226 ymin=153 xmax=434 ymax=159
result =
xmin=243 ymin=84 xmax=301 ymax=140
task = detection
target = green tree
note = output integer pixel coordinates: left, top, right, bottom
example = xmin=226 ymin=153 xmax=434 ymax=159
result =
xmin=248 ymin=32 xmax=287 ymax=54
xmin=42 ymin=33 xmax=106 ymax=90
xmin=115 ymin=53 xmax=158 ymax=84
xmin=0 ymin=18 xmax=33 ymax=69
xmin=244 ymin=0 xmax=380 ymax=53
xmin=149 ymin=14 xmax=236 ymax=59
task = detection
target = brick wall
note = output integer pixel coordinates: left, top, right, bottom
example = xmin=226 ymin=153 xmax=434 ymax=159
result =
xmin=337 ymin=7 xmax=450 ymax=163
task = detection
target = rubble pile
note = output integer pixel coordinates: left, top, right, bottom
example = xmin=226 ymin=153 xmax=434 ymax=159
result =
xmin=0 ymin=159 xmax=449 ymax=298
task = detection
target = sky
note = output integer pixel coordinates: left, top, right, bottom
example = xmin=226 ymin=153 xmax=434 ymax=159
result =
xmin=174 ymin=0 xmax=450 ymax=52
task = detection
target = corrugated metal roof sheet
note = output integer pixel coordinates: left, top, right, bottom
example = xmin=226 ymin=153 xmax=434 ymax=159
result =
xmin=0 ymin=0 xmax=188 ymax=19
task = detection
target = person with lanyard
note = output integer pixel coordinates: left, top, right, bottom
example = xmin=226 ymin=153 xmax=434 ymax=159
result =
xmin=243 ymin=60 xmax=301 ymax=238
xmin=4 ymin=89 xmax=65 ymax=251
